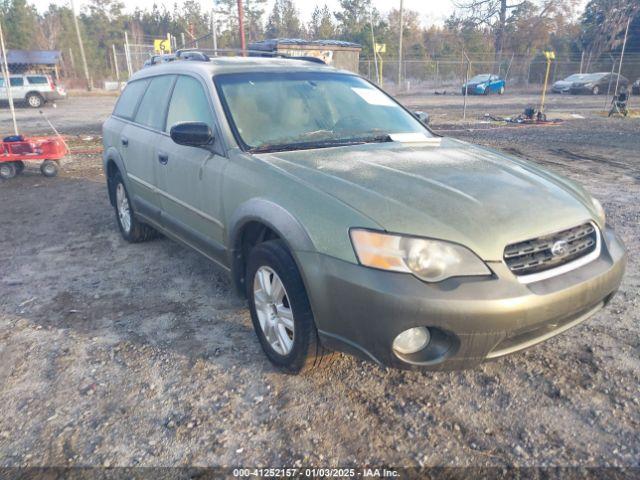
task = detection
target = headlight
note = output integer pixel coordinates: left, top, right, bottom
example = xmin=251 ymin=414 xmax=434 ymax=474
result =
xmin=350 ymin=229 xmax=491 ymax=282
xmin=591 ymin=197 xmax=606 ymax=226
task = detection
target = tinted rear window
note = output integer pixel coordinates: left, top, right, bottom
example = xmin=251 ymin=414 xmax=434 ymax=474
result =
xmin=134 ymin=75 xmax=175 ymax=130
xmin=27 ymin=76 xmax=48 ymax=84
xmin=113 ymin=79 xmax=149 ymax=119
xmin=9 ymin=77 xmax=24 ymax=87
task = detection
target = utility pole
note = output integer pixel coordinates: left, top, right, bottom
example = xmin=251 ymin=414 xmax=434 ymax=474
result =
xmin=613 ymin=16 xmax=631 ymax=97
xmin=237 ymin=0 xmax=246 ymax=51
xmin=211 ymin=10 xmax=218 ymax=55
xmin=0 ymin=21 xmax=18 ymax=135
xmin=112 ymin=44 xmax=120 ymax=81
xmin=70 ymin=0 xmax=92 ymax=90
xmin=463 ymin=51 xmax=470 ymax=120
xmin=370 ymin=8 xmax=379 ymax=84
xmin=398 ymin=0 xmax=404 ymax=89
xmin=124 ymin=32 xmax=133 ymax=77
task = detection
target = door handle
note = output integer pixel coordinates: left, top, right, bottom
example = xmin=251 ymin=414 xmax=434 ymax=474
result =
xmin=121 ymin=136 xmax=129 ymax=147
xmin=158 ymin=152 xmax=169 ymax=165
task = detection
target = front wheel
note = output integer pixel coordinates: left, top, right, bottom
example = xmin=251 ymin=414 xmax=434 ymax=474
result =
xmin=40 ymin=160 xmax=59 ymax=177
xmin=247 ymin=240 xmax=336 ymax=373
xmin=592 ymin=86 xmax=600 ymax=95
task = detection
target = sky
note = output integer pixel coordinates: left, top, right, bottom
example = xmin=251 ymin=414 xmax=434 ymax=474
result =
xmin=29 ymin=0 xmax=458 ymax=26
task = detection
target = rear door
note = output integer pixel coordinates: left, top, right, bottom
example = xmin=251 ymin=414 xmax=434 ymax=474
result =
xmin=156 ymin=74 xmax=228 ymax=262
xmin=9 ymin=77 xmax=26 ymax=101
xmin=113 ymin=76 xmax=174 ymax=222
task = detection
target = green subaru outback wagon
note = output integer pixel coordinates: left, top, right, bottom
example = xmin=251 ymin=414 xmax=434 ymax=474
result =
xmin=102 ymin=56 xmax=626 ymax=372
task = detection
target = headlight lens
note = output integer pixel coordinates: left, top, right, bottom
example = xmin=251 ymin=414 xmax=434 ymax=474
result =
xmin=591 ymin=197 xmax=606 ymax=225
xmin=350 ymin=229 xmax=491 ymax=282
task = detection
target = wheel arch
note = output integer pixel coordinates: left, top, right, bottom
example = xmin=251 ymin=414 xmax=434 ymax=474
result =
xmin=104 ymin=148 xmax=127 ymax=207
xmin=25 ymin=91 xmax=45 ymax=103
xmin=227 ymin=199 xmax=315 ymax=297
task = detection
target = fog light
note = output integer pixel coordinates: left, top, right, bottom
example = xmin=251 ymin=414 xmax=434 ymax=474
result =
xmin=393 ymin=327 xmax=430 ymax=355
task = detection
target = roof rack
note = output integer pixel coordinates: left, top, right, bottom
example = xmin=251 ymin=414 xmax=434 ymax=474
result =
xmin=166 ymin=48 xmax=326 ymax=65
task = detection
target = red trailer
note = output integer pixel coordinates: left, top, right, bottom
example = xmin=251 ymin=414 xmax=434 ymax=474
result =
xmin=0 ymin=136 xmax=68 ymax=179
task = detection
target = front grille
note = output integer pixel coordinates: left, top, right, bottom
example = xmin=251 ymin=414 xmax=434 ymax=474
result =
xmin=504 ymin=223 xmax=598 ymax=276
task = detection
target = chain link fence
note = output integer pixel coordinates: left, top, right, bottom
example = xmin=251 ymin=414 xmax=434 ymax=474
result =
xmin=360 ymin=54 xmax=640 ymax=93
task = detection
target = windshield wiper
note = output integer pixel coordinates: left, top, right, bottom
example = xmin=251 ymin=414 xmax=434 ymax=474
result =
xmin=248 ymin=134 xmax=392 ymax=154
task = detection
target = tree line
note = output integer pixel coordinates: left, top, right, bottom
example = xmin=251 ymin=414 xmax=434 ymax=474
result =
xmin=1 ymin=0 xmax=638 ymax=82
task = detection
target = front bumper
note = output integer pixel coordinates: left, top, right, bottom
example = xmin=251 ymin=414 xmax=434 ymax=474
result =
xmin=300 ymin=226 xmax=626 ymax=370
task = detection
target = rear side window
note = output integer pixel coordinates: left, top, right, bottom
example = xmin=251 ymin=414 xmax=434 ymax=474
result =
xmin=10 ymin=77 xmax=24 ymax=87
xmin=165 ymin=76 xmax=214 ymax=132
xmin=113 ymin=79 xmax=149 ymax=119
xmin=27 ymin=76 xmax=48 ymax=85
xmin=134 ymin=75 xmax=175 ymax=130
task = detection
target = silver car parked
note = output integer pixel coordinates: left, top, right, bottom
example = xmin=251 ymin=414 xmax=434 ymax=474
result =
xmin=0 ymin=74 xmax=66 ymax=108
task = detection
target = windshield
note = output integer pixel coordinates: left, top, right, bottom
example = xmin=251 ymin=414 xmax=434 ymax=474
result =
xmin=563 ymin=74 xmax=586 ymax=81
xmin=214 ymin=72 xmax=430 ymax=152
xmin=469 ymin=74 xmax=491 ymax=83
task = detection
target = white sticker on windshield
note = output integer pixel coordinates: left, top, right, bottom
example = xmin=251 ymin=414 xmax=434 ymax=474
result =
xmin=351 ymin=87 xmax=397 ymax=107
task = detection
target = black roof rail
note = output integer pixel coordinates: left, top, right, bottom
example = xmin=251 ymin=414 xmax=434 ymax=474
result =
xmin=158 ymin=48 xmax=327 ymax=66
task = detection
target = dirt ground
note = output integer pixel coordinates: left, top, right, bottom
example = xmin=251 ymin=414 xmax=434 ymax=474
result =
xmin=0 ymin=93 xmax=639 ymax=469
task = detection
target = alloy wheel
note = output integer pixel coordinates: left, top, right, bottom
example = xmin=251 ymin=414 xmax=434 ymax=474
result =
xmin=253 ymin=266 xmax=295 ymax=355
xmin=28 ymin=95 xmax=42 ymax=108
xmin=116 ymin=183 xmax=132 ymax=233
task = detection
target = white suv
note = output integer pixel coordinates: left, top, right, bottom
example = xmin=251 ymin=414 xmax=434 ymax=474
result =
xmin=0 ymin=74 xmax=66 ymax=108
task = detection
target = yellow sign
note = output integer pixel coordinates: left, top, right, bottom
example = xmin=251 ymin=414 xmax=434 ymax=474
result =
xmin=544 ymin=51 xmax=555 ymax=60
xmin=154 ymin=39 xmax=172 ymax=54
xmin=374 ymin=43 xmax=386 ymax=54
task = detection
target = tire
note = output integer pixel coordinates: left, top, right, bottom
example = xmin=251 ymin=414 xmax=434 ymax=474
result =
xmin=26 ymin=93 xmax=44 ymax=108
xmin=15 ymin=160 xmax=25 ymax=175
xmin=592 ymin=86 xmax=600 ymax=95
xmin=40 ymin=160 xmax=59 ymax=177
xmin=483 ymin=87 xmax=490 ymax=95
xmin=112 ymin=171 xmax=157 ymax=243
xmin=0 ymin=162 xmax=17 ymax=180
xmin=246 ymin=239 xmax=337 ymax=373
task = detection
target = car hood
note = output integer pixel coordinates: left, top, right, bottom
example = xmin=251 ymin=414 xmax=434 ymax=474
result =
xmin=254 ymin=137 xmax=598 ymax=260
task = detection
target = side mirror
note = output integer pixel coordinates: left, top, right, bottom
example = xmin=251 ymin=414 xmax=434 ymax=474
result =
xmin=170 ymin=122 xmax=213 ymax=147
xmin=414 ymin=111 xmax=430 ymax=126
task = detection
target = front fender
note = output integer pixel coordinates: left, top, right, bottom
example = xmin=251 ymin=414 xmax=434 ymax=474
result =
xmin=226 ymin=198 xmax=316 ymax=293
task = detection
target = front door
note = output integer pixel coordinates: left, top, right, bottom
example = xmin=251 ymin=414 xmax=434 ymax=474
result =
xmin=156 ymin=74 xmax=228 ymax=264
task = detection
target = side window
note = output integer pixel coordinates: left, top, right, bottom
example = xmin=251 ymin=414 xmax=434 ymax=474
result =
xmin=10 ymin=77 xmax=24 ymax=87
xmin=165 ymin=75 xmax=214 ymax=132
xmin=133 ymin=75 xmax=175 ymax=130
xmin=27 ymin=76 xmax=48 ymax=85
xmin=113 ymin=79 xmax=149 ymax=120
